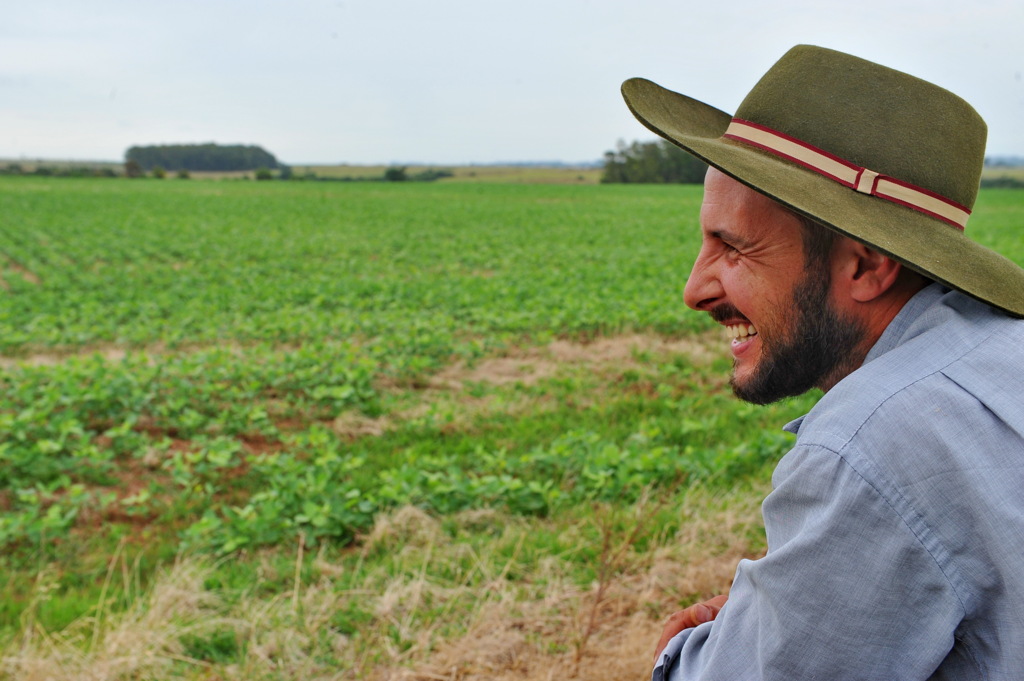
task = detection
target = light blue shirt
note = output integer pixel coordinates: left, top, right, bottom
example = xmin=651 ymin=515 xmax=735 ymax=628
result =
xmin=655 ymin=284 xmax=1024 ymax=680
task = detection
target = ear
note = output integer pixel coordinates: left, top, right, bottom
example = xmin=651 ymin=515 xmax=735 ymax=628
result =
xmin=833 ymin=239 xmax=903 ymax=303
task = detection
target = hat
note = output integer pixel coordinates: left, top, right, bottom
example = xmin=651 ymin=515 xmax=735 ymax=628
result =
xmin=621 ymin=45 xmax=1024 ymax=318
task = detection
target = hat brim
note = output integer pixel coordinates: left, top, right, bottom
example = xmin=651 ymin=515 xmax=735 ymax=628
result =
xmin=622 ymin=77 xmax=1024 ymax=318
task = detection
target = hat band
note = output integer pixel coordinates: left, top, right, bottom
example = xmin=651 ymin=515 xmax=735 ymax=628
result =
xmin=723 ymin=119 xmax=970 ymax=230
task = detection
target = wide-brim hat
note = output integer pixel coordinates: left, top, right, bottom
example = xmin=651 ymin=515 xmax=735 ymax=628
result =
xmin=621 ymin=45 xmax=1024 ymax=318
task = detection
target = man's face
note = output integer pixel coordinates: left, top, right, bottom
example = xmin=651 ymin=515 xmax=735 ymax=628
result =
xmin=683 ymin=169 xmax=866 ymax=404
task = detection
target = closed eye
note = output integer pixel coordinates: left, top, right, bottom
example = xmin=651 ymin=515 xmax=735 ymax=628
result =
xmin=709 ymin=229 xmax=750 ymax=254
xmin=716 ymin=236 xmax=743 ymax=258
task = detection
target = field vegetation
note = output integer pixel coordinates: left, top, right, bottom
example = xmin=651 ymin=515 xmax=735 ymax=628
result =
xmin=0 ymin=176 xmax=1022 ymax=680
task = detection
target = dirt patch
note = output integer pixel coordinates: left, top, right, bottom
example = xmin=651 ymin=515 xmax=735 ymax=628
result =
xmin=3 ymin=257 xmax=41 ymax=286
xmin=0 ymin=346 xmax=129 ymax=370
xmin=332 ymin=411 xmax=390 ymax=439
xmin=0 ymin=331 xmax=721 ymax=376
xmin=0 ymin=339 xmax=249 ymax=370
xmin=330 ymin=331 xmax=724 ymax=440
xmin=430 ymin=355 xmax=559 ymax=390
xmin=431 ymin=331 xmax=720 ymax=390
xmin=550 ymin=332 xmax=719 ymax=366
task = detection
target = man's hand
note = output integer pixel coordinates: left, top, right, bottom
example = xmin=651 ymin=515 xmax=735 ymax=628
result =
xmin=653 ymin=594 xmax=729 ymax=664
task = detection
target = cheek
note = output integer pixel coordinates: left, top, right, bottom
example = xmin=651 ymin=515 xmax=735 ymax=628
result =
xmin=719 ymin=270 xmax=757 ymax=309
xmin=722 ymin=270 xmax=796 ymax=332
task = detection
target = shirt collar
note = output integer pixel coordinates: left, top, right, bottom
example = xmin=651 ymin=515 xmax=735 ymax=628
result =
xmin=782 ymin=415 xmax=805 ymax=435
xmin=862 ymin=282 xmax=948 ymax=365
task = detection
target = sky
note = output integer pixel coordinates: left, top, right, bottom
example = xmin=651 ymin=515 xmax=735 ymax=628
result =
xmin=3 ymin=0 xmax=1023 ymax=166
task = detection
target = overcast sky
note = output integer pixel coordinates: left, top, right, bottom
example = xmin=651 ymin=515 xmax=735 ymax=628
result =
xmin=3 ymin=0 xmax=1023 ymax=165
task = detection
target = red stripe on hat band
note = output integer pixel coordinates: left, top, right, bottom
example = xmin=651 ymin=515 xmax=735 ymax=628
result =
xmin=723 ymin=118 xmax=970 ymax=231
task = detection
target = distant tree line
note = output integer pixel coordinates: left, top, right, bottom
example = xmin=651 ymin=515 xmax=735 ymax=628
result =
xmin=985 ymin=155 xmax=1024 ymax=167
xmin=0 ymin=162 xmax=118 ymax=178
xmin=380 ymin=166 xmax=454 ymax=182
xmin=980 ymin=175 xmax=1024 ymax=189
xmin=0 ymin=160 xmax=456 ymax=183
xmin=125 ymin=143 xmax=281 ymax=171
xmin=282 ymin=166 xmax=453 ymax=182
xmin=601 ymin=139 xmax=707 ymax=184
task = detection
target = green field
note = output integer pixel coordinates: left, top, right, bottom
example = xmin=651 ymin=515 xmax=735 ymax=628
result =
xmin=1 ymin=176 xmax=1022 ymax=679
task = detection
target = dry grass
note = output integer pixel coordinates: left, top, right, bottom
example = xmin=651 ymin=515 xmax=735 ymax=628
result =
xmin=3 ymin=551 xmax=226 ymax=680
xmin=392 ymin=487 xmax=764 ymax=681
xmin=2 ymin=484 xmax=766 ymax=680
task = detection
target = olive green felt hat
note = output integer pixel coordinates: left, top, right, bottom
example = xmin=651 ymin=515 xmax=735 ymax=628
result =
xmin=621 ymin=45 xmax=1024 ymax=318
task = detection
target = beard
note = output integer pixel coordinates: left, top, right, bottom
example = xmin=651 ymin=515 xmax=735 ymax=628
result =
xmin=718 ymin=267 xmax=868 ymax=405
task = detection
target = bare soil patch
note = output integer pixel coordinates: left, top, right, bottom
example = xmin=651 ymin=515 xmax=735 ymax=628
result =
xmin=332 ymin=331 xmax=723 ymax=439
xmin=0 ymin=345 xmax=129 ymax=370
xmin=430 ymin=332 xmax=719 ymax=390
xmin=4 ymin=257 xmax=42 ymax=286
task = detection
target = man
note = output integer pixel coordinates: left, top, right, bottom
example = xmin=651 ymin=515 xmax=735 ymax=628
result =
xmin=621 ymin=46 xmax=1024 ymax=679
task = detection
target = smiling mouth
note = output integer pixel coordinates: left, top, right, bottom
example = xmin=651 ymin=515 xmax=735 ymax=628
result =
xmin=726 ymin=323 xmax=758 ymax=342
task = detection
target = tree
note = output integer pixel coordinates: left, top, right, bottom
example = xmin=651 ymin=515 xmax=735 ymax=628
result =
xmin=124 ymin=159 xmax=145 ymax=178
xmin=125 ymin=143 xmax=281 ymax=172
xmin=384 ymin=166 xmax=408 ymax=182
xmin=600 ymin=139 xmax=707 ymax=184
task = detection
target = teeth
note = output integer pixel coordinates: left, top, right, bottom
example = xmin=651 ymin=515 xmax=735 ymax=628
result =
xmin=726 ymin=324 xmax=757 ymax=341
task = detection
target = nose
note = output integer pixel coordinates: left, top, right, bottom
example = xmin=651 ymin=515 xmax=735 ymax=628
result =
xmin=682 ymin=248 xmax=724 ymax=312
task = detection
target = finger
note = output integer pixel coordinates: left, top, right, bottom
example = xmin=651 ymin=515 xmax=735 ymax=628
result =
xmin=652 ymin=606 xmax=708 ymax=663
xmin=652 ymin=597 xmax=729 ymax=664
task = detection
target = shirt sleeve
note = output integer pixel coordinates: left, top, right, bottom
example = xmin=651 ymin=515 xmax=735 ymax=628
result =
xmin=654 ymin=443 xmax=965 ymax=680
